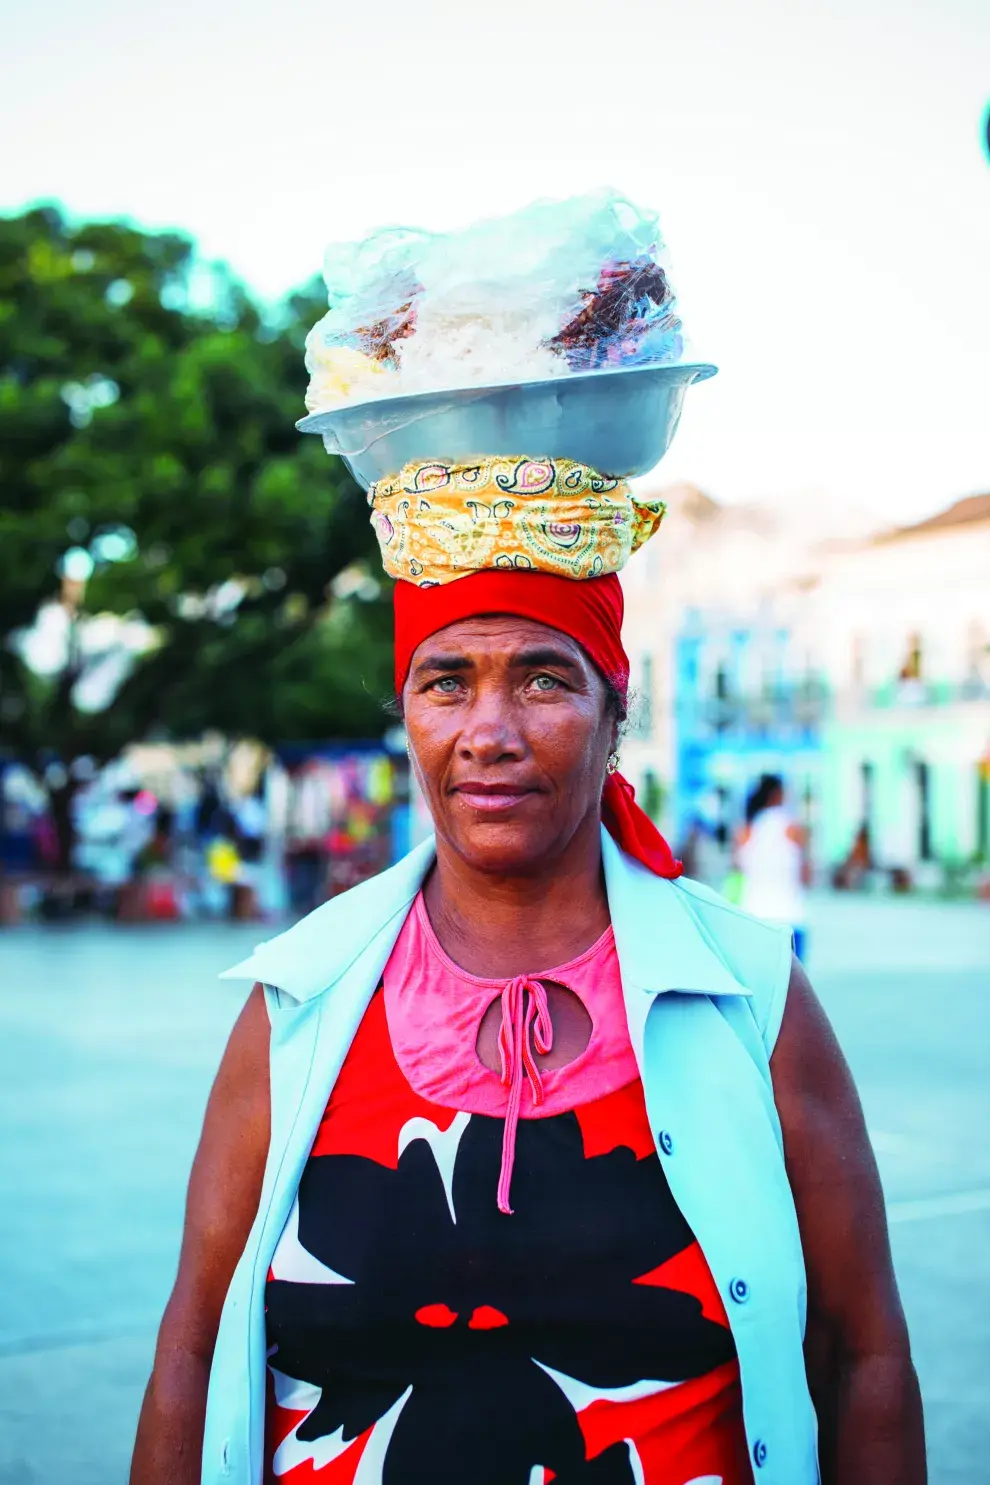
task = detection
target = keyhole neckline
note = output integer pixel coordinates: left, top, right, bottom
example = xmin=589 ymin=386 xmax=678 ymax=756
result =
xmin=411 ymin=890 xmax=615 ymax=990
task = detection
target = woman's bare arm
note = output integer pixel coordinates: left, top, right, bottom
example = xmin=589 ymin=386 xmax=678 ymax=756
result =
xmin=130 ymin=984 xmax=271 ymax=1485
xmin=771 ymin=959 xmax=925 ymax=1484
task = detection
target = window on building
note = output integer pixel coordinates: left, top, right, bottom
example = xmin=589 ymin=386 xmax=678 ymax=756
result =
xmin=966 ymin=622 xmax=988 ymax=689
xmin=852 ymin=633 xmax=866 ymax=688
xmin=915 ymin=761 xmax=932 ymax=861
xmin=899 ymin=633 xmax=923 ymax=683
xmin=860 ymin=761 xmax=875 ymax=835
xmin=714 ymin=785 xmax=730 ymax=848
xmin=977 ymin=763 xmax=990 ymax=863
xmin=712 ymin=661 xmax=730 ymax=735
xmin=801 ymin=775 xmax=815 ymax=832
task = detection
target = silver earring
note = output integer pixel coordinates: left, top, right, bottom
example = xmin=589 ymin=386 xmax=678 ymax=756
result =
xmin=606 ymin=751 xmax=620 ymax=775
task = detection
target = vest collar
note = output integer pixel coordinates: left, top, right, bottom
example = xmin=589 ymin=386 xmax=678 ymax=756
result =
xmin=219 ymin=835 xmax=435 ymax=1001
xmin=601 ymin=830 xmax=750 ymax=999
xmin=221 ymin=830 xmax=749 ymax=1004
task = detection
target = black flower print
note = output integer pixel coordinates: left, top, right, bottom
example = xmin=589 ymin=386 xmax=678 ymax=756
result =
xmin=266 ymin=1106 xmax=736 ymax=1485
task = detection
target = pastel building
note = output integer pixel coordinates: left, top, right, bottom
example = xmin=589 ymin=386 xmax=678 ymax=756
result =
xmin=816 ymin=495 xmax=990 ymax=879
xmin=621 ymin=485 xmax=828 ymax=857
xmin=670 ymin=611 xmax=825 ymax=852
xmin=621 ymin=484 xmax=990 ymax=885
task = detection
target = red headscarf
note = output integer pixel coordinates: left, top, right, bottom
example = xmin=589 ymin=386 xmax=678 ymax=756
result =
xmin=394 ymin=570 xmax=682 ymax=879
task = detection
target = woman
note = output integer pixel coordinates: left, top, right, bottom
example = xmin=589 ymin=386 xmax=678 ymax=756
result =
xmin=736 ymin=775 xmax=810 ymax=961
xmin=130 ymin=451 xmax=923 ymax=1485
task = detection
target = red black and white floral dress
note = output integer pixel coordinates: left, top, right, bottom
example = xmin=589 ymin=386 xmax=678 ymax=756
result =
xmin=264 ymin=893 xmax=752 ymax=1485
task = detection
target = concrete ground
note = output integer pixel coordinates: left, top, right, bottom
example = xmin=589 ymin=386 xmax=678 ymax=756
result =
xmin=0 ymin=894 xmax=987 ymax=1484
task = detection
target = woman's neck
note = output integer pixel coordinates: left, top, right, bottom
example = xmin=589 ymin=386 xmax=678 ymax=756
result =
xmin=422 ymin=816 xmax=610 ymax=979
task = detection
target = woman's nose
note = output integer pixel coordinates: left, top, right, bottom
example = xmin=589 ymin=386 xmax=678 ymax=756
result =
xmin=456 ymin=696 xmax=524 ymax=761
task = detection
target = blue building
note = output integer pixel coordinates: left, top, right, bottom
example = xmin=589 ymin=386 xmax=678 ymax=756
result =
xmin=672 ymin=609 xmax=826 ymax=855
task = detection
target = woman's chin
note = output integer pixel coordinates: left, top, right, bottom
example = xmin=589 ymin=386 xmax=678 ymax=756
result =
xmin=443 ymin=819 xmax=559 ymax=875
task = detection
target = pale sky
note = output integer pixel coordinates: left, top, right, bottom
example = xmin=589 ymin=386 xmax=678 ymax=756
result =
xmin=3 ymin=0 xmax=988 ymax=524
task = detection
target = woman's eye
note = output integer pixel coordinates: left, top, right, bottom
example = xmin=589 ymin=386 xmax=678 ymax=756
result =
xmin=430 ymin=676 xmax=462 ymax=694
xmin=531 ymin=674 xmax=561 ymax=692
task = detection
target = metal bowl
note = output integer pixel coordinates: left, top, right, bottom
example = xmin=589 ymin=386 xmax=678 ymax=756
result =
xmin=296 ymin=361 xmax=717 ymax=489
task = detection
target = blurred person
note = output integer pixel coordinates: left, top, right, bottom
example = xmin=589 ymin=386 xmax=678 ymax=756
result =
xmin=736 ymin=773 xmax=811 ymax=961
xmin=30 ymin=803 xmax=60 ymax=872
xmin=195 ymin=786 xmax=244 ymax=918
xmin=171 ymin=779 xmax=207 ymax=919
xmin=229 ymin=783 xmax=268 ymax=921
xmin=114 ymin=790 xmax=164 ymax=920
xmin=194 ymin=776 xmax=224 ymax=840
xmin=833 ymin=823 xmax=874 ymax=892
xmin=233 ymin=780 xmax=267 ymax=866
xmin=138 ymin=807 xmax=183 ymax=922
xmin=284 ymin=835 xmax=327 ymax=916
xmin=282 ymin=762 xmax=330 ymax=916
xmin=131 ymin=198 xmax=922 ymax=1485
xmin=678 ymin=791 xmax=731 ymax=890
xmin=678 ymin=812 xmax=724 ymax=889
xmin=71 ymin=782 xmax=156 ymax=918
xmin=0 ymin=764 xmax=45 ymax=923
xmin=204 ymin=828 xmax=241 ymax=918
xmin=137 ymin=804 xmax=175 ymax=870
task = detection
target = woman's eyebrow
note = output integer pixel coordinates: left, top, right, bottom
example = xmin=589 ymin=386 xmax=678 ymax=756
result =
xmin=412 ymin=653 xmax=472 ymax=678
xmin=511 ymin=646 xmax=581 ymax=672
xmin=412 ymin=646 xmax=581 ymax=678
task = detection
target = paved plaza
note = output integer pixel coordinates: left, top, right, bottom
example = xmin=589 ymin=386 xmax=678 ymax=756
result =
xmin=1 ymin=893 xmax=988 ymax=1483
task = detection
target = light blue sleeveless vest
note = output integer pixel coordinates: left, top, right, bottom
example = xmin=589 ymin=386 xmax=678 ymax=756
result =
xmin=202 ymin=830 xmax=820 ymax=1483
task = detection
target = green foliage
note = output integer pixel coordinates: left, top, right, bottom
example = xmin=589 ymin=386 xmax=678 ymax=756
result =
xmin=0 ymin=205 xmax=391 ymax=771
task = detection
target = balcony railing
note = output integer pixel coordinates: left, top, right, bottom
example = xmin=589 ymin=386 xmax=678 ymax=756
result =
xmin=679 ymin=685 xmax=829 ymax=736
xmin=679 ymin=677 xmax=990 ymax=732
xmin=864 ymin=678 xmax=990 ymax=709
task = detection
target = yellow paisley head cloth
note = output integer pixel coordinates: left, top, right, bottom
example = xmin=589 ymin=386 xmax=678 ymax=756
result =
xmin=368 ymin=456 xmax=665 ymax=588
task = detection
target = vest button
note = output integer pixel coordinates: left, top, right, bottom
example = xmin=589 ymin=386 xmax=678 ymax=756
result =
xmin=657 ymin=1129 xmax=674 ymax=1156
xmin=729 ymin=1277 xmax=750 ymax=1304
xmin=753 ymin=1438 xmax=768 ymax=1468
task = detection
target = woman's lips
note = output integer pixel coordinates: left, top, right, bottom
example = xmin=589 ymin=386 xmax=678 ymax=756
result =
xmin=452 ymin=783 xmax=538 ymax=812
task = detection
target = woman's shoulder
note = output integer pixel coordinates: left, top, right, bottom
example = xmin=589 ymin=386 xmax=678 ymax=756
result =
xmin=220 ymin=838 xmax=436 ymax=1002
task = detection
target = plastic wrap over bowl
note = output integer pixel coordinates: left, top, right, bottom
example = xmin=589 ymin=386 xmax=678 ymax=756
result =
xmin=296 ymin=362 xmax=717 ymax=489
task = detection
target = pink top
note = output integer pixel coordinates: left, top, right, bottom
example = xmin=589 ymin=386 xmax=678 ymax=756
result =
xmin=382 ymin=891 xmax=639 ymax=1214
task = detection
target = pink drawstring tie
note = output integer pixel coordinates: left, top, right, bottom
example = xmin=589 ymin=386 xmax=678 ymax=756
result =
xmin=496 ymin=977 xmax=553 ymax=1215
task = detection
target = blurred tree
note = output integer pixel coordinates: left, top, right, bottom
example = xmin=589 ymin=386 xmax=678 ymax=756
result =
xmin=0 ymin=206 xmax=391 ymax=865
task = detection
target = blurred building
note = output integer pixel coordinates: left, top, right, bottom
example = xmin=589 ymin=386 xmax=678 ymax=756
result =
xmin=670 ymin=610 xmax=826 ymax=851
xmin=621 ymin=485 xmax=990 ymax=888
xmin=621 ymin=484 xmax=829 ymax=856
xmin=817 ymin=495 xmax=990 ymax=882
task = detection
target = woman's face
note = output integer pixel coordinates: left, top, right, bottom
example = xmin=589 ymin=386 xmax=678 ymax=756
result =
xmin=403 ymin=615 xmax=618 ymax=875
